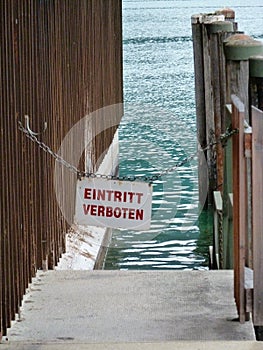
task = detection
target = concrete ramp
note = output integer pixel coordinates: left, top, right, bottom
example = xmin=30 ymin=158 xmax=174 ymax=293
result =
xmin=4 ymin=270 xmax=255 ymax=345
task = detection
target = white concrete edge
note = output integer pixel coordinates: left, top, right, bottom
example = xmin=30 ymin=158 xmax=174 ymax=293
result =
xmin=0 ymin=341 xmax=261 ymax=349
xmin=56 ymin=129 xmax=119 ymax=271
xmin=191 ymin=14 xmax=225 ymax=24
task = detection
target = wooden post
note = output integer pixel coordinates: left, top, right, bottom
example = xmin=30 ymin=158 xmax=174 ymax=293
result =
xmin=191 ymin=14 xmax=208 ymax=206
xmin=215 ymin=7 xmax=237 ymax=31
xmin=250 ymin=57 xmax=263 ymax=327
xmin=202 ymin=19 xmax=216 ymax=204
xmin=252 ymin=106 xmax=263 ymax=326
xmin=192 ymin=13 xmax=234 ymax=206
xmin=231 ymin=95 xmax=248 ymax=324
xmin=225 ymin=40 xmax=263 ymax=297
xmin=222 ymin=105 xmax=234 ymax=269
xmin=244 ymin=128 xmax=253 ymax=270
xmin=224 ymin=34 xmax=263 ymax=122
xmin=205 ymin=21 xmax=234 ymax=194
xmin=250 ymin=56 xmax=263 ymax=113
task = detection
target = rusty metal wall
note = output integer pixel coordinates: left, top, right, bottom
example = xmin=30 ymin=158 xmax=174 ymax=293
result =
xmin=0 ymin=0 xmax=123 ymax=338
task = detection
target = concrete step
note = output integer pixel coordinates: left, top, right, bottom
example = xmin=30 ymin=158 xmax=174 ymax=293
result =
xmin=0 ymin=341 xmax=262 ymax=350
xmin=4 ymin=270 xmax=255 ymax=343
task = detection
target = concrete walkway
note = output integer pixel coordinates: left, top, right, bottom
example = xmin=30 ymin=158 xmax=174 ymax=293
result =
xmin=2 ymin=270 xmax=256 ymax=348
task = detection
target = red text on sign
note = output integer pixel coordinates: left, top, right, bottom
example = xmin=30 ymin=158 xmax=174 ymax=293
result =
xmin=84 ymin=188 xmax=143 ymax=204
xmin=83 ymin=204 xmax=144 ymax=221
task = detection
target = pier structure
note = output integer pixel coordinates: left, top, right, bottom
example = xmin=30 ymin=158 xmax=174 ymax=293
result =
xmin=0 ymin=3 xmax=263 ymax=348
xmin=192 ymin=8 xmax=263 ymax=329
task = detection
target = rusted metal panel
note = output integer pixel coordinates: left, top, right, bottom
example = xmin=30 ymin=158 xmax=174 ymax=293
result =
xmin=252 ymin=106 xmax=263 ymax=325
xmin=0 ymin=0 xmax=123 ymax=337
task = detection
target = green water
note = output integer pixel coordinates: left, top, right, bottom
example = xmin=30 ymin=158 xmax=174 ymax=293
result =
xmin=104 ymin=0 xmax=263 ymax=270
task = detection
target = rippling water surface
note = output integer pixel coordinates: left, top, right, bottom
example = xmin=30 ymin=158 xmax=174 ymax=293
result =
xmin=104 ymin=0 xmax=263 ymax=270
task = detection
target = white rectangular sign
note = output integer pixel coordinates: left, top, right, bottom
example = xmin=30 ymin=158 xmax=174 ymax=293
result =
xmin=75 ymin=177 xmax=152 ymax=230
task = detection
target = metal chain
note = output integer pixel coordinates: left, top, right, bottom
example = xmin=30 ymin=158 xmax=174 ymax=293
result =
xmin=18 ymin=120 xmax=238 ymax=183
xmin=18 ymin=121 xmax=79 ymax=174
xmin=218 ymin=209 xmax=224 ymax=269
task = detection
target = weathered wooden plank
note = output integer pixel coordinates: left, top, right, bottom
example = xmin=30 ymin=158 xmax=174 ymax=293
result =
xmin=223 ymin=193 xmax=234 ymax=269
xmin=249 ymin=56 xmax=263 ymax=114
xmin=232 ymin=95 xmax=247 ymax=323
xmin=222 ymin=105 xmax=234 ymax=269
xmin=202 ymin=24 xmax=216 ymax=205
xmin=244 ymin=130 xmax=253 ymax=269
xmin=252 ymin=106 xmax=263 ymax=325
xmin=191 ymin=16 xmax=207 ymax=206
xmin=209 ymin=28 xmax=233 ymax=193
xmin=210 ymin=31 xmax=222 ymax=191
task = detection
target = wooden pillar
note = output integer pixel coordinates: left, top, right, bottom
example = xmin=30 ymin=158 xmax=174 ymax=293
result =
xmin=231 ymin=95 xmax=249 ymax=323
xmin=222 ymin=105 xmax=234 ymax=269
xmin=191 ymin=14 xmax=208 ymax=207
xmin=192 ymin=13 xmax=234 ymax=206
xmin=250 ymin=56 xmax=263 ymax=326
xmin=215 ymin=7 xmax=237 ymax=31
xmin=224 ymin=34 xmax=263 ymax=122
xmin=250 ymin=56 xmax=263 ymax=112
xmin=225 ymin=40 xmax=263 ymax=323
xmin=205 ymin=21 xmax=234 ymax=195
xmin=225 ymin=37 xmax=263 ymax=274
xmin=252 ymin=106 xmax=263 ymax=326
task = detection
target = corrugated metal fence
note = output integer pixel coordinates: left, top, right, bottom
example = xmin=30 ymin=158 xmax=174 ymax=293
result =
xmin=0 ymin=0 xmax=123 ymax=338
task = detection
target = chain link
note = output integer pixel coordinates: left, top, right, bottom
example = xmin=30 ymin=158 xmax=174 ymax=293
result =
xmin=218 ymin=209 xmax=224 ymax=269
xmin=18 ymin=120 xmax=238 ymax=183
xmin=18 ymin=121 xmax=79 ymax=174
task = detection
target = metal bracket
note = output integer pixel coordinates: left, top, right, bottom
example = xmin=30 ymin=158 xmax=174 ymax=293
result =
xmin=24 ymin=115 xmax=47 ymax=136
